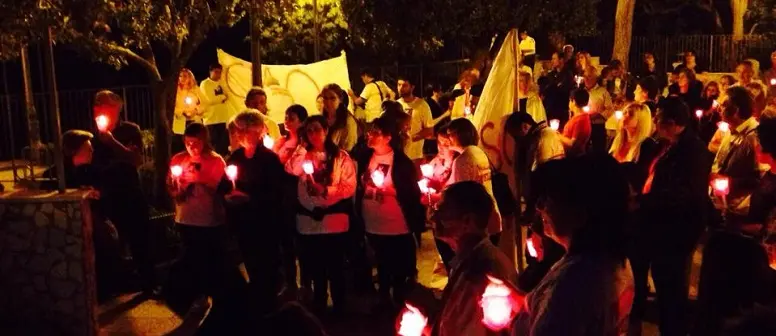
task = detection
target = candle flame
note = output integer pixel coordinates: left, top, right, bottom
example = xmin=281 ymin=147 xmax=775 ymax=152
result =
xmin=371 ymin=170 xmax=385 ymax=187
xmin=418 ymin=179 xmax=429 ymax=194
xmin=225 ymin=165 xmax=238 ymax=181
xmin=582 ymin=106 xmax=590 ymax=113
xmin=527 ymin=238 xmax=537 ymax=258
xmin=398 ymin=303 xmax=427 ymax=336
xmin=770 ymin=78 xmax=776 ymax=86
xmin=302 ymin=161 xmax=315 ymax=175
xmin=713 ymin=176 xmax=730 ymax=195
xmin=184 ymin=96 xmax=194 ymax=105
xmin=263 ymin=135 xmax=275 ymax=149
xmin=718 ymin=121 xmax=730 ymax=133
xmin=480 ymin=275 xmax=517 ymax=331
xmin=696 ymin=110 xmax=703 ymax=118
xmin=170 ymin=165 xmax=183 ymax=177
xmin=549 ymin=119 xmax=560 ymax=131
xmin=614 ymin=110 xmax=623 ymax=120
xmin=95 ymin=115 xmax=109 ymax=132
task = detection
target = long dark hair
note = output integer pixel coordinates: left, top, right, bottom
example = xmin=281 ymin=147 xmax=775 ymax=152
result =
xmin=371 ymin=115 xmax=404 ymax=153
xmin=300 ymin=115 xmax=340 ymax=186
xmin=321 ymin=83 xmax=351 ymax=132
xmin=285 ymin=104 xmax=309 ymax=139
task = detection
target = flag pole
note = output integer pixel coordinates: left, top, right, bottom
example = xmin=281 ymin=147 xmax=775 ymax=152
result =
xmin=514 ymin=28 xmax=521 ymax=113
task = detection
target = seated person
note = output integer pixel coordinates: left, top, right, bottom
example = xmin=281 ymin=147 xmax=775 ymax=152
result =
xmin=41 ymin=130 xmax=99 ymax=190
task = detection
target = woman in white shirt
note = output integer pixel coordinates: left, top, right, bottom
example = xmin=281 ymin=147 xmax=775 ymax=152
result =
xmin=355 ymin=116 xmax=425 ymax=311
xmin=444 ymin=118 xmax=503 ymax=242
xmin=166 ymin=123 xmax=231 ymax=311
xmin=173 ymin=69 xmax=204 ymax=152
xmin=285 ymin=115 xmax=356 ymax=315
xmin=517 ymin=70 xmax=547 ymax=123
xmin=609 ymin=103 xmax=654 ymax=163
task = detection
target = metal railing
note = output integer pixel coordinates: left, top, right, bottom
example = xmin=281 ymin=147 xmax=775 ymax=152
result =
xmin=573 ymin=34 xmax=776 ymax=73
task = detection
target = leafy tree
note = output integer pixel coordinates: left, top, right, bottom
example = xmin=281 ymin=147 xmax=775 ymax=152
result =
xmin=1 ymin=0 xmax=247 ymax=207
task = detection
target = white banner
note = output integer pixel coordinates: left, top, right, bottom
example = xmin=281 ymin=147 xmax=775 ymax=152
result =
xmin=218 ymin=49 xmax=352 ymax=124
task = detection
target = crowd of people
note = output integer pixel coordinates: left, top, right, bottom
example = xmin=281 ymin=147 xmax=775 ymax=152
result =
xmin=39 ymin=38 xmax=776 ymax=335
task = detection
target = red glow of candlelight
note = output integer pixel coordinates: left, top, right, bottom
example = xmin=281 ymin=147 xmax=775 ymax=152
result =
xmin=302 ymin=161 xmax=314 ymax=175
xmin=371 ymin=170 xmax=385 ymax=187
xmin=96 ymin=115 xmax=109 ymax=132
xmin=549 ymin=119 xmax=560 ymax=131
xmin=770 ymin=78 xmax=776 ymax=86
xmin=527 ymin=238 xmax=537 ymax=258
xmin=713 ymin=176 xmax=730 ymax=196
xmin=184 ymin=96 xmax=194 ymax=105
xmin=420 ymin=164 xmax=433 ymax=178
xmin=480 ymin=275 xmax=517 ymax=331
xmin=225 ymin=165 xmax=238 ymax=181
xmin=170 ymin=165 xmax=183 ymax=178
xmin=398 ymin=303 xmax=427 ymax=336
xmin=718 ymin=121 xmax=730 ymax=133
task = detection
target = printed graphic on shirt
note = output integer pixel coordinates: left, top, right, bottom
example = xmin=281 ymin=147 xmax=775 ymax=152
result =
xmin=214 ymin=85 xmax=224 ymax=96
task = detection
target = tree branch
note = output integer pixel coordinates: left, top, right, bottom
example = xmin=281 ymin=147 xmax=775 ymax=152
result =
xmin=99 ymin=41 xmax=162 ymax=81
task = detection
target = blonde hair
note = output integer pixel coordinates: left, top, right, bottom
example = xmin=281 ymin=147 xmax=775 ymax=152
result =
xmin=178 ymin=68 xmax=197 ymax=90
xmin=233 ymin=109 xmax=267 ymax=136
xmin=518 ymin=70 xmax=537 ymax=93
xmin=609 ymin=103 xmax=653 ymax=162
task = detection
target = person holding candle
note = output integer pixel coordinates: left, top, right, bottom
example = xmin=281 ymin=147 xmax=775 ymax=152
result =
xmin=90 ymin=90 xmax=158 ymax=295
xmin=412 ymin=181 xmax=516 ymax=336
xmin=355 ymin=116 xmax=425 ymax=312
xmin=631 ymin=97 xmax=712 ymax=335
xmin=423 ymin=128 xmax=460 ymax=272
xmin=284 ymin=115 xmax=357 ymax=315
xmin=219 ymin=110 xmax=286 ymax=315
xmin=245 ymin=87 xmax=282 ymax=141
xmin=560 ymin=88 xmax=592 ymax=157
xmin=609 ymin=103 xmax=654 ymax=163
xmin=165 ymin=123 xmax=235 ymax=316
xmin=173 ymin=69 xmax=204 ymax=153
xmin=321 ymin=84 xmax=358 ymax=152
xmin=694 ymin=113 xmax=776 ymax=336
xmin=444 ymin=119 xmax=503 ymax=246
xmin=512 ymin=155 xmax=634 ymax=336
xmin=711 ymin=86 xmax=761 ymax=227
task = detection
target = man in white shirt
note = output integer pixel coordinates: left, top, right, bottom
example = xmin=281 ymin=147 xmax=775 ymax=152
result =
xmin=348 ymin=68 xmax=395 ymax=123
xmin=519 ymin=31 xmax=537 ymax=71
xmin=200 ymin=64 xmax=230 ymax=154
xmin=244 ymin=87 xmax=281 ymax=140
xmin=397 ymin=77 xmax=434 ymax=162
xmin=583 ymin=66 xmax=614 ymax=119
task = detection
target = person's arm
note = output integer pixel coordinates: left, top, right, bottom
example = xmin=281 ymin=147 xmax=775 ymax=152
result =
xmin=343 ymin=117 xmax=359 ymax=151
xmin=200 ymin=80 xmax=227 ymax=106
xmin=561 ymin=118 xmax=591 ymax=154
xmin=412 ymin=103 xmax=436 ymax=141
xmin=325 ymin=153 xmax=357 ymax=202
xmin=98 ymin=128 xmax=142 ymax=167
xmin=351 ymin=85 xmax=372 ymax=107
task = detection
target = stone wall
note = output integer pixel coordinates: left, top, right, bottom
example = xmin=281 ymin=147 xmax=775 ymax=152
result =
xmin=0 ymin=190 xmax=96 ymax=336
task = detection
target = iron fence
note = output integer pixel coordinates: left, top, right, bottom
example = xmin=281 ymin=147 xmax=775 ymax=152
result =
xmin=573 ymin=34 xmax=776 ymax=73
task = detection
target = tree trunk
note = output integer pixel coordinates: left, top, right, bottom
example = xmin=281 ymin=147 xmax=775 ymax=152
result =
xmin=151 ymin=75 xmax=177 ymax=210
xmin=612 ymin=0 xmax=636 ymax=69
xmin=731 ymin=0 xmax=748 ymax=41
xmin=250 ymin=7 xmax=264 ymax=86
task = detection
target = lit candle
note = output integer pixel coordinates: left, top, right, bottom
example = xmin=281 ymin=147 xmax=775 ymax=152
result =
xmin=95 ymin=115 xmax=109 ymax=132
xmin=480 ymin=275 xmax=517 ymax=331
xmin=464 ymin=106 xmax=472 ymax=117
xmin=398 ymin=303 xmax=427 ymax=336
xmin=418 ymin=179 xmax=429 ymax=194
xmin=575 ymin=76 xmax=582 ymax=86
xmin=549 ymin=119 xmax=560 ymax=131
xmin=614 ymin=110 xmax=623 ymax=120
xmin=170 ymin=165 xmax=183 ymax=190
xmin=263 ymin=135 xmax=275 ymax=149
xmin=717 ymin=121 xmax=730 ymax=133
xmin=526 ymin=237 xmax=537 ymax=258
xmin=225 ymin=164 xmax=238 ymax=189
xmin=770 ymin=78 xmax=776 ymax=86
xmin=184 ymin=96 xmax=194 ymax=105
xmin=371 ymin=170 xmax=385 ymax=188
xmin=713 ymin=176 xmax=730 ymax=196
xmin=420 ymin=164 xmax=433 ymax=179
xmin=712 ymin=100 xmax=720 ymax=108
xmin=582 ymin=106 xmax=590 ymax=113
xmin=695 ymin=110 xmax=703 ymax=119
xmin=302 ymin=160 xmax=315 ymax=175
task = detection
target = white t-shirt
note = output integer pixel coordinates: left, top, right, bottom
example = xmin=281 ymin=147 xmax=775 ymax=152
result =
xmin=200 ymin=78 xmax=231 ymax=125
xmin=519 ymin=36 xmax=536 ymax=56
xmin=399 ymin=97 xmax=434 ymax=160
xmin=362 ymin=151 xmax=409 ymax=235
xmin=447 ymin=146 xmax=502 ymax=234
xmin=360 ymin=81 xmax=394 ymax=122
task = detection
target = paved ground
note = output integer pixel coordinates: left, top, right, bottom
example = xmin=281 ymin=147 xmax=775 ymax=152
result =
xmin=96 ymin=231 xmax=682 ymax=335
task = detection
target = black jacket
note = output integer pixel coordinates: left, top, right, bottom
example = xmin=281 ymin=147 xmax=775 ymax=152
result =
xmin=354 ymin=148 xmax=426 ymax=234
xmin=639 ymin=129 xmax=713 ymax=248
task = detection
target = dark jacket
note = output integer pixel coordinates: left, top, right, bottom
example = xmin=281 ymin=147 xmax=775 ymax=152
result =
xmin=639 ymin=129 xmax=713 ymax=249
xmin=41 ymin=162 xmax=99 ymax=190
xmin=354 ymin=148 xmax=426 ymax=234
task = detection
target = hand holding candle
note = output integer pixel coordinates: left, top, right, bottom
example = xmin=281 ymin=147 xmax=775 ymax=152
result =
xmin=480 ymin=275 xmax=520 ymax=331
xmin=170 ymin=165 xmax=183 ymax=190
xmin=712 ymin=176 xmax=730 ymax=196
xmin=397 ymin=303 xmax=428 ymax=336
xmin=95 ymin=115 xmax=109 ymax=132
xmin=695 ymin=110 xmax=703 ymax=119
xmin=718 ymin=121 xmax=730 ymax=133
xmin=302 ymin=160 xmax=315 ymax=175
xmin=549 ymin=119 xmax=560 ymax=131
